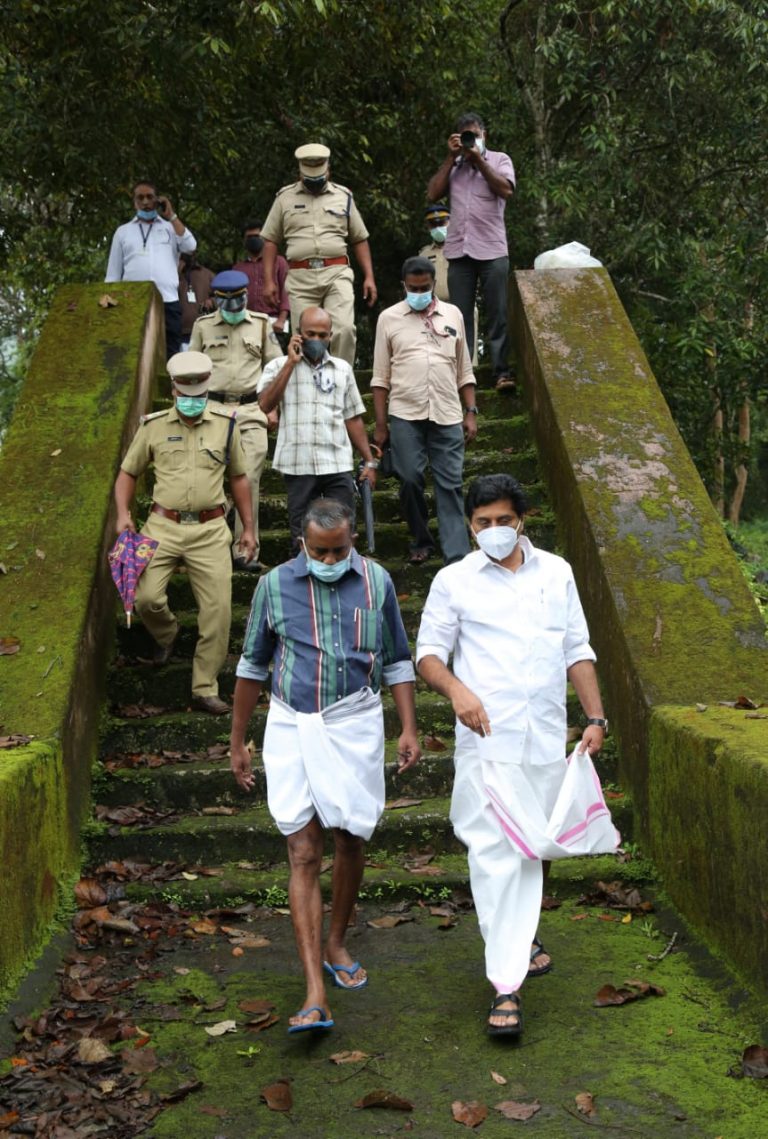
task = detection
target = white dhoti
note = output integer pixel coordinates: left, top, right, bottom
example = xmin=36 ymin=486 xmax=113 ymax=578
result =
xmin=451 ymin=737 xmax=619 ymax=994
xmin=262 ymin=687 xmax=386 ymax=840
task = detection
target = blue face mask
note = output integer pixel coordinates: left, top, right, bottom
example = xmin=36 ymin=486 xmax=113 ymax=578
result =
xmin=429 ymin=226 xmax=448 ymax=243
xmin=136 ymin=208 xmax=158 ymax=221
xmin=406 ymin=290 xmax=433 ymax=311
xmin=304 ymin=549 xmax=352 ymax=582
xmin=176 ymin=395 xmax=207 ymax=418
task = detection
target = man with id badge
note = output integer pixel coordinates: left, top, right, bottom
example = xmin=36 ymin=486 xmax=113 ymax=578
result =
xmin=105 ymin=180 xmax=196 ymax=359
xmin=371 ymin=256 xmax=477 ymax=566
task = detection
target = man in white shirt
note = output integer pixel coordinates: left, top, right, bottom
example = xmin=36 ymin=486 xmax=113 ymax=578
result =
xmin=257 ymin=306 xmax=378 ymax=555
xmin=416 ymin=473 xmax=609 ymax=1037
xmin=105 ymin=180 xmax=196 ymax=359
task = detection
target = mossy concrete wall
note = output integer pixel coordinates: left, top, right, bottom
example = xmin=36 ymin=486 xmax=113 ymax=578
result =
xmin=0 ymin=282 xmax=163 ymax=1000
xmin=512 ymin=268 xmax=768 ymax=990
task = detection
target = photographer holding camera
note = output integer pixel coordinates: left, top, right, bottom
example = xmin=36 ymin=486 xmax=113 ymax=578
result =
xmin=106 ymin=180 xmax=196 ymax=359
xmin=426 ymin=113 xmax=516 ymax=392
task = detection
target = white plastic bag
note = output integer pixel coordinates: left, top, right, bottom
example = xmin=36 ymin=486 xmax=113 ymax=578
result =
xmin=534 ymin=241 xmax=603 ymax=270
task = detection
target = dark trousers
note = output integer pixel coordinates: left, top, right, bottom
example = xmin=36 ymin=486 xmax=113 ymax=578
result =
xmin=447 ymin=255 xmax=510 ymax=378
xmin=389 ymin=417 xmax=470 ymax=564
xmin=283 ymin=471 xmax=357 ymax=552
xmin=164 ymin=301 xmax=183 ymax=360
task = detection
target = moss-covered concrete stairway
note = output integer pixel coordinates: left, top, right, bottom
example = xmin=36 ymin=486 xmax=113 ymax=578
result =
xmin=96 ymin=374 xmax=556 ymax=903
xmin=3 ymin=374 xmax=767 ymax=1137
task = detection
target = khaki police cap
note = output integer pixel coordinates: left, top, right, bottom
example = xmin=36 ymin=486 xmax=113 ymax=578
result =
xmin=167 ymin=350 xmax=212 ymax=396
xmin=295 ymin=143 xmax=330 ymax=175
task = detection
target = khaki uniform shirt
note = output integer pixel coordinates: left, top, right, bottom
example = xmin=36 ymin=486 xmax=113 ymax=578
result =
xmin=418 ymin=241 xmax=450 ymax=302
xmin=261 ymin=181 xmax=369 ymax=261
xmin=121 ymin=405 xmax=247 ymax=512
xmin=371 ymin=299 xmax=475 ymax=425
xmin=188 ymin=309 xmax=281 ymax=428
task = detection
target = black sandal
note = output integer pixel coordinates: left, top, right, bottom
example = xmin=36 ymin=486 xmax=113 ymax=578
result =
xmin=527 ymin=936 xmax=552 ymax=978
xmin=487 ymin=992 xmax=523 ymax=1037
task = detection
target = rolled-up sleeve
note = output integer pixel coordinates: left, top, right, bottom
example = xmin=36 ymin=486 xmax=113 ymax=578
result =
xmin=415 ymin=571 xmax=460 ymax=666
xmin=176 ymin=227 xmax=196 ymax=254
xmin=563 ymin=570 xmax=596 ymax=669
xmin=236 ymin=576 xmax=276 ymax=680
xmin=370 ymin=310 xmax=392 ymax=391
xmin=105 ymin=230 xmax=124 ymax=283
xmin=380 ymin=577 xmax=415 ymax=687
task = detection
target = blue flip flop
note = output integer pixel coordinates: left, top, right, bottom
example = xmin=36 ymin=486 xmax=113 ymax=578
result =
xmin=287 ymin=1005 xmax=335 ymax=1034
xmin=323 ymin=960 xmax=368 ymax=990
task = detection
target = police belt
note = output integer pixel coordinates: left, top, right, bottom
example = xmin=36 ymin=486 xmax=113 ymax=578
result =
xmin=207 ymin=390 xmax=260 ymax=406
xmin=287 ymin=255 xmax=349 ymax=270
xmin=151 ymin=504 xmax=226 ymax=525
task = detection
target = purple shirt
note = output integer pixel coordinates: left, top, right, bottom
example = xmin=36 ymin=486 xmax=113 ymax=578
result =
xmin=443 ymin=148 xmax=515 ymax=261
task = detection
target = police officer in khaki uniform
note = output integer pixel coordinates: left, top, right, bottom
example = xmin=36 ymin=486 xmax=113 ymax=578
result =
xmin=189 ymin=270 xmax=281 ymax=571
xmin=260 ymin=143 xmax=377 ymax=365
xmin=113 ymin=352 xmax=255 ymax=715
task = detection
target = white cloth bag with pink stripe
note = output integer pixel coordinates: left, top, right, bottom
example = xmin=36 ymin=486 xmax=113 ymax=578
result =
xmin=482 ymin=744 xmax=620 ymax=861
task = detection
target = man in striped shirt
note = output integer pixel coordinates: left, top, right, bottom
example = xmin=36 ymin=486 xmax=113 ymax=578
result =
xmin=230 ymin=499 xmax=420 ymax=1034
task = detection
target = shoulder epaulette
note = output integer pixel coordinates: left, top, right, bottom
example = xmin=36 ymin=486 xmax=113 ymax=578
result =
xmin=195 ymin=309 xmax=219 ymax=321
xmin=209 ymin=405 xmax=238 ymax=420
xmin=276 ymin=182 xmax=299 ymax=195
xmin=330 ymin=182 xmax=353 ymax=196
xmin=246 ymin=309 xmax=270 ymax=321
xmin=139 ymin=408 xmax=170 ymax=424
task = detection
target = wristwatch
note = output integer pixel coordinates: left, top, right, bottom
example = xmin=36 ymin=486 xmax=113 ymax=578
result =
xmin=464 ymin=406 xmax=478 ymax=414
xmin=587 ymin=717 xmax=609 ymax=733
xmin=364 ymin=459 xmax=379 ymax=469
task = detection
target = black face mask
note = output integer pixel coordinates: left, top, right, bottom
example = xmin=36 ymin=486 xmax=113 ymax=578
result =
xmin=302 ymin=174 xmax=327 ymax=193
xmin=245 ymin=236 xmax=264 ymax=255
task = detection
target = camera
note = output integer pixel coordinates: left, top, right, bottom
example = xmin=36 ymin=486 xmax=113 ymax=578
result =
xmin=460 ymin=130 xmax=477 ymax=149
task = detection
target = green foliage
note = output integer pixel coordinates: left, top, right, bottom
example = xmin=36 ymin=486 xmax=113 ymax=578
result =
xmin=1 ymin=0 xmax=767 ymax=515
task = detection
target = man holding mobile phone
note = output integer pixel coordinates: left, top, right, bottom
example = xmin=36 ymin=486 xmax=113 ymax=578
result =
xmin=106 ymin=180 xmax=196 ymax=359
xmin=426 ymin=113 xmax=516 ymax=392
xmin=257 ymin=306 xmax=379 ymax=556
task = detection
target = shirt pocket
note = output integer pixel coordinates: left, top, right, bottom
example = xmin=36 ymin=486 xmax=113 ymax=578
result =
xmin=155 ymin=442 xmax=186 ymax=470
xmin=354 ymin=607 xmax=382 ymax=653
xmin=198 ymin=439 xmax=226 ymax=468
xmin=242 ymin=336 xmax=263 ymax=360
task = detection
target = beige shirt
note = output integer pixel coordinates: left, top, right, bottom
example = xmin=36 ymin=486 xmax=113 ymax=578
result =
xmin=121 ymin=405 xmax=246 ymax=512
xmin=371 ymin=299 xmax=475 ymax=425
xmin=188 ymin=309 xmax=281 ymax=427
xmin=261 ymin=181 xmax=369 ymax=261
xmin=418 ymin=241 xmax=449 ymax=301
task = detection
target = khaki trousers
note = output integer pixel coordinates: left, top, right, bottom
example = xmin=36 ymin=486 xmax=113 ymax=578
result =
xmin=135 ymin=514 xmax=232 ymax=698
xmin=232 ymin=420 xmax=268 ymax=561
xmin=286 ymin=264 xmax=356 ymax=364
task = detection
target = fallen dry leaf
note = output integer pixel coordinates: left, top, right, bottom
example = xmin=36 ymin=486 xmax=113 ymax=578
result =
xmin=355 ymin=1089 xmax=414 ymax=1111
xmin=495 ymin=1099 xmax=541 ymax=1121
xmin=204 ymin=1020 xmax=237 ymax=1036
xmin=490 ymin=1070 xmax=507 ymax=1085
xmin=202 ymin=806 xmax=238 ymax=816
xmin=0 ymin=733 xmax=32 ymax=748
xmin=0 ymin=636 xmax=21 ymax=655
xmin=199 ymin=1104 xmax=228 ymax=1117
xmin=232 ymin=946 xmax=244 ymax=957
xmin=261 ymin=1078 xmax=293 ymax=1112
xmin=576 ymin=1091 xmax=596 ymax=1116
xmin=741 ymin=1045 xmax=768 ymax=1078
xmin=366 ymin=914 xmax=414 ymax=929
xmin=422 ymin=734 xmax=447 ymax=752
xmin=99 ymin=293 xmax=119 ymax=307
xmin=238 ymin=998 xmax=276 ymax=1015
xmin=76 ymin=1037 xmax=112 ymax=1064
xmin=50 ymin=448 xmax=62 ymax=457
xmin=122 ymin=1046 xmax=158 ymax=1074
xmin=330 ymin=1050 xmax=370 ymax=1064
xmin=35 ymin=548 xmax=46 ymax=560
xmin=246 ymin=1012 xmax=279 ymax=1032
xmin=452 ymin=1099 xmax=488 ymax=1127
xmin=190 ymin=918 xmax=219 ymax=936
xmin=594 ymin=980 xmax=666 ymax=1007
xmin=74 ymin=879 xmax=108 ymax=908
xmin=385 ymin=798 xmax=423 ymax=810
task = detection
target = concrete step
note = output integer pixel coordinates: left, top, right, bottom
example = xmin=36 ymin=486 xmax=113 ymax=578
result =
xmin=95 ymin=748 xmax=458 ymax=810
xmin=87 ymin=795 xmax=462 ymax=866
xmin=100 ymin=690 xmax=457 ymax=757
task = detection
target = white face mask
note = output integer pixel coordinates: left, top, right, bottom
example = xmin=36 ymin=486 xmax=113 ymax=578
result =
xmin=473 ymin=523 xmax=521 ymax=561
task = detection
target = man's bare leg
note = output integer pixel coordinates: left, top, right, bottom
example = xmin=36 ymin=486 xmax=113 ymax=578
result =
xmin=323 ymin=828 xmax=367 ymax=988
xmin=286 ymin=817 xmax=331 ymax=1027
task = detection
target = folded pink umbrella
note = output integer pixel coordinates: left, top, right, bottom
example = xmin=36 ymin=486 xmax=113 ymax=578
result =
xmin=108 ymin=529 xmax=159 ymax=627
